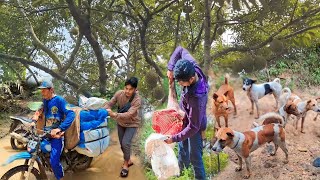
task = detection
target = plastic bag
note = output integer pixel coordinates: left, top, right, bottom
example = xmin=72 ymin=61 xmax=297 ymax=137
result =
xmin=145 ymin=133 xmax=180 ymax=179
xmin=79 ymin=95 xmax=107 ymax=110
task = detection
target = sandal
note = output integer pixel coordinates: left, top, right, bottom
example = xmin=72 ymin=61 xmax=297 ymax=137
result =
xmin=120 ymin=168 xmax=129 ymax=177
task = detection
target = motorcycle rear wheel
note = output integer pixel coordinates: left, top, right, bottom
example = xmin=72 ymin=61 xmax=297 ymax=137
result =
xmin=73 ymin=154 xmax=93 ymax=172
xmin=10 ymin=129 xmax=28 ymax=150
xmin=0 ymin=165 xmax=40 ymax=180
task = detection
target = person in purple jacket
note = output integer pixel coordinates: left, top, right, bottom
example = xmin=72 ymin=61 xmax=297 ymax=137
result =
xmin=165 ymin=46 xmax=208 ymax=179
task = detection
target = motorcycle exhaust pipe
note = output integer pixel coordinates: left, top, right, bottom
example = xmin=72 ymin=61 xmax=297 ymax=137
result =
xmin=10 ymin=132 xmax=29 ymax=143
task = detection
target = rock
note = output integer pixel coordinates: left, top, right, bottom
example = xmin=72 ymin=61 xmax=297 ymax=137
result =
xmin=285 ymin=166 xmax=294 ymax=172
xmin=264 ymin=161 xmax=272 ymax=168
xmin=273 ymin=170 xmax=280 ymax=178
xmin=301 ymin=163 xmax=312 ymax=171
xmin=298 ymin=147 xmax=308 ymax=152
xmin=313 ymin=157 xmax=320 ymax=167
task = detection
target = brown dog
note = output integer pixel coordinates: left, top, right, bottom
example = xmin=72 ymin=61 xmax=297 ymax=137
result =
xmin=212 ymin=74 xmax=237 ymax=128
xmin=279 ymin=88 xmax=320 ymax=133
xmin=212 ymin=124 xmax=288 ymax=179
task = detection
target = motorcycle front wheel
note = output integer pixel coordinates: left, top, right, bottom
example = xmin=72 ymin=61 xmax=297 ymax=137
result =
xmin=10 ymin=129 xmax=28 ymax=150
xmin=0 ymin=165 xmax=40 ymax=180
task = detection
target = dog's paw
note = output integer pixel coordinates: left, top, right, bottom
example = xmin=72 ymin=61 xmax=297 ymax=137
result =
xmin=283 ymin=159 xmax=289 ymax=164
xmin=235 ymin=167 xmax=242 ymax=172
xmin=243 ymin=174 xmax=250 ymax=179
xmin=300 ymin=130 xmax=305 ymax=134
xmin=270 ymin=152 xmax=276 ymax=156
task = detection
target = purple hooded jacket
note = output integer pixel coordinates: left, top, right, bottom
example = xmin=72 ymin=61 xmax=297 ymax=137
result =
xmin=167 ymin=46 xmax=209 ymax=142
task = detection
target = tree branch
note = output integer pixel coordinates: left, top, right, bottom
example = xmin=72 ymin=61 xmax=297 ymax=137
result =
xmin=153 ymin=0 xmax=178 ymax=15
xmin=124 ymin=0 xmax=145 ymax=22
xmin=173 ymin=12 xmax=181 ymax=51
xmin=138 ymin=0 xmax=150 ymax=15
xmin=0 ymin=53 xmax=91 ymax=97
xmin=280 ymin=24 xmax=320 ymax=40
xmin=15 ymin=0 xmax=62 ymax=70
xmin=211 ymin=7 xmax=320 ymax=60
xmin=60 ymin=33 xmax=83 ymax=75
xmin=290 ymin=0 xmax=299 ymax=23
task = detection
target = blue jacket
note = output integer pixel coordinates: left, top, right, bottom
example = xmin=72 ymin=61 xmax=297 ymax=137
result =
xmin=43 ymin=95 xmax=75 ymax=131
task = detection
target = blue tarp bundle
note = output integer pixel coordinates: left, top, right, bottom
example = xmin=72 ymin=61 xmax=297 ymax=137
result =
xmin=75 ymin=108 xmax=110 ymax=157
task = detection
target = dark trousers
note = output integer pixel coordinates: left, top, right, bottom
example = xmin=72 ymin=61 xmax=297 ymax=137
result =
xmin=178 ymin=131 xmax=206 ymax=180
xmin=117 ymin=124 xmax=137 ymax=161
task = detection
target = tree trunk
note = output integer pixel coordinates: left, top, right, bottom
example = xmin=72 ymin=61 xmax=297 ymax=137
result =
xmin=139 ymin=23 xmax=164 ymax=78
xmin=66 ymin=0 xmax=107 ymax=95
xmin=203 ymin=0 xmax=212 ymax=75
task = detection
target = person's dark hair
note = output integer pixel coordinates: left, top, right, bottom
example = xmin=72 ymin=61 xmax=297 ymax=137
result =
xmin=174 ymin=59 xmax=195 ymax=82
xmin=125 ymin=77 xmax=138 ymax=88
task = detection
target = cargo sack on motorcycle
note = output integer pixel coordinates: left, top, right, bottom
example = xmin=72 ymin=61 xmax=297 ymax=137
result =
xmin=152 ymin=83 xmax=185 ymax=135
xmin=79 ymin=95 xmax=107 ymax=110
xmin=65 ymin=107 xmax=81 ymax=149
xmin=145 ymin=133 xmax=180 ymax=179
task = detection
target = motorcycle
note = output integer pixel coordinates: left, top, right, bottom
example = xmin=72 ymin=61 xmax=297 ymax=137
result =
xmin=9 ymin=102 xmax=43 ymax=150
xmin=9 ymin=116 xmax=33 ymax=150
xmin=1 ymin=127 xmax=93 ymax=180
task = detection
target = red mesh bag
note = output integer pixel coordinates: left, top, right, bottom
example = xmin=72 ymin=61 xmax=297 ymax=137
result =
xmin=152 ymin=108 xmax=184 ymax=135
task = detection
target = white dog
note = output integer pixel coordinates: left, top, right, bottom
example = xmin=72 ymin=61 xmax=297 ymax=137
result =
xmin=242 ymin=78 xmax=282 ymax=118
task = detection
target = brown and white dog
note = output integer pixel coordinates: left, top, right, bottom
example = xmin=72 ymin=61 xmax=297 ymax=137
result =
xmin=279 ymin=87 xmax=320 ymax=133
xmin=212 ymin=74 xmax=237 ymax=128
xmin=212 ymin=124 xmax=288 ymax=179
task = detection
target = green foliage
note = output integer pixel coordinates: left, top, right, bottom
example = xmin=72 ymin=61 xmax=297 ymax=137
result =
xmin=215 ymin=75 xmax=226 ymax=90
xmin=255 ymin=47 xmax=320 ymax=89
xmin=203 ymin=152 xmax=229 ymax=177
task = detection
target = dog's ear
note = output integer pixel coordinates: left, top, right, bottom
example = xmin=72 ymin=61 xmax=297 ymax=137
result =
xmin=316 ymin=97 xmax=320 ymax=102
xmin=213 ymin=93 xmax=219 ymax=100
xmin=307 ymin=100 xmax=312 ymax=104
xmin=252 ymin=79 xmax=257 ymax=83
xmin=284 ymin=104 xmax=291 ymax=110
xmin=226 ymin=132 xmax=234 ymax=137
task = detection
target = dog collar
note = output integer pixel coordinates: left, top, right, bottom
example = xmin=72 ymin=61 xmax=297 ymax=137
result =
xmin=231 ymin=137 xmax=240 ymax=149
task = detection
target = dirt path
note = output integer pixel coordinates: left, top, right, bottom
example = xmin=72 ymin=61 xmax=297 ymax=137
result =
xmin=0 ymin=129 xmax=146 ymax=180
xmin=211 ymin=86 xmax=320 ymax=180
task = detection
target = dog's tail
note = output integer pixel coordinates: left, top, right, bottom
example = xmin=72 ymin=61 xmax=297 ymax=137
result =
xmin=256 ymin=112 xmax=285 ymax=125
xmin=273 ymin=78 xmax=281 ymax=84
xmin=224 ymin=74 xmax=230 ymax=84
xmin=282 ymin=87 xmax=292 ymax=103
xmin=252 ymin=121 xmax=260 ymax=127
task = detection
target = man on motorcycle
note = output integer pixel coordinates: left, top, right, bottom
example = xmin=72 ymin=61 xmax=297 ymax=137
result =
xmin=31 ymin=81 xmax=75 ymax=180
